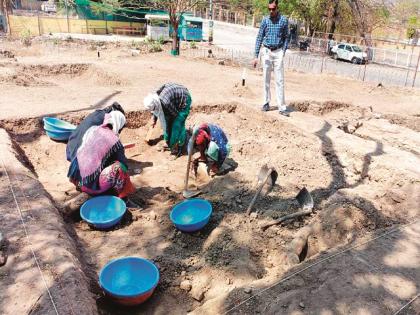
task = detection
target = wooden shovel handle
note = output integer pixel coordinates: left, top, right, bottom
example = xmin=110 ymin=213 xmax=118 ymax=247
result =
xmin=246 ymin=168 xmax=273 ymax=215
xmin=184 ymin=134 xmax=196 ymax=191
xmin=260 ymin=209 xmax=313 ymax=230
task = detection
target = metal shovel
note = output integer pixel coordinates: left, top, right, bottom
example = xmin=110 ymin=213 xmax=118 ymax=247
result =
xmin=296 ymin=187 xmax=314 ymax=210
xmin=246 ymin=165 xmax=278 ymax=215
xmin=182 ymin=134 xmax=201 ymax=199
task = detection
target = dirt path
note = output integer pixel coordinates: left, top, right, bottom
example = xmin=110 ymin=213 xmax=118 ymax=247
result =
xmin=0 ymin=39 xmax=419 ymax=120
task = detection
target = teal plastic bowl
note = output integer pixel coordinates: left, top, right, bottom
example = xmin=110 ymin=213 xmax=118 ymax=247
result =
xmin=99 ymin=257 xmax=159 ymax=305
xmin=80 ymin=196 xmax=126 ymax=229
xmin=43 ymin=117 xmax=76 ymax=131
xmin=170 ymin=199 xmax=212 ymax=232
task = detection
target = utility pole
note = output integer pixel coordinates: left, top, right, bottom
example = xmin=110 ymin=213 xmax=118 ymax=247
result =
xmin=208 ymin=0 xmax=213 ymax=44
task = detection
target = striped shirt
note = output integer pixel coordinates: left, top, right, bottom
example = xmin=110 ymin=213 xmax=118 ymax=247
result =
xmin=157 ymin=83 xmax=190 ymax=117
xmin=255 ymin=14 xmax=289 ymax=58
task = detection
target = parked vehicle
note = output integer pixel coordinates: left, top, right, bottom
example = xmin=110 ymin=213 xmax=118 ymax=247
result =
xmin=331 ymin=43 xmax=368 ymax=64
xmin=299 ymin=40 xmax=310 ymax=51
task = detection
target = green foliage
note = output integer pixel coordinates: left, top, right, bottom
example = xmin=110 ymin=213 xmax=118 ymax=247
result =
xmin=157 ymin=36 xmax=165 ymax=45
xmin=406 ymin=15 xmax=419 ymax=39
xmin=20 ymin=29 xmax=32 ymax=46
xmin=190 ymin=40 xmax=197 ymax=49
xmin=148 ymin=40 xmax=163 ymax=52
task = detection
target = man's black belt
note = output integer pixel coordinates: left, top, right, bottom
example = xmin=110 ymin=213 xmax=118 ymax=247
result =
xmin=264 ymin=44 xmax=283 ymax=51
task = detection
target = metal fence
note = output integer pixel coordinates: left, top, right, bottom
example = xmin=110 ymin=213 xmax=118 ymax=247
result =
xmin=300 ymin=36 xmax=420 ymax=70
xmin=183 ymin=45 xmax=420 ymax=88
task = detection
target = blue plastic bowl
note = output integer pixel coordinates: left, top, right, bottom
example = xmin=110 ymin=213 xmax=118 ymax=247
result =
xmin=43 ymin=117 xmax=77 ymax=132
xmin=170 ymin=198 xmax=212 ymax=232
xmin=80 ymin=196 xmax=126 ymax=229
xmin=45 ymin=129 xmax=73 ymax=141
xmin=99 ymin=257 xmax=159 ymax=305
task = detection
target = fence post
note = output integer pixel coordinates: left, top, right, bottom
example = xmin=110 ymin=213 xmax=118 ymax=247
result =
xmin=362 ymin=51 xmax=368 ymax=81
xmin=412 ymin=53 xmax=420 ymax=88
xmin=404 ymin=45 xmax=415 ymax=86
xmin=320 ymin=57 xmax=324 ymax=73
xmin=37 ymin=14 xmax=41 ymax=36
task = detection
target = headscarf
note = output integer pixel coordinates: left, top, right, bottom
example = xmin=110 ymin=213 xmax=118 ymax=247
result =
xmin=144 ymin=93 xmax=167 ymax=133
xmin=74 ymin=122 xmax=122 ymax=185
xmin=104 ymin=102 xmax=125 ymax=115
xmin=206 ymin=141 xmax=219 ymax=162
xmin=196 ymin=129 xmax=210 ymax=146
xmin=104 ymin=111 xmax=126 ymax=135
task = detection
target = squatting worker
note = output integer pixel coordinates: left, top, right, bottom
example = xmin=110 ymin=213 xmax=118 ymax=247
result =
xmin=67 ymin=111 xmax=138 ymax=208
xmin=191 ymin=123 xmax=231 ymax=176
xmin=143 ymin=83 xmax=192 ymax=157
xmin=66 ymin=102 xmax=125 ymax=162
xmin=253 ymin=0 xmax=290 ymax=117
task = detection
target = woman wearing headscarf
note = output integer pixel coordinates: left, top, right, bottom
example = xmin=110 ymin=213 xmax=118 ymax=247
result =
xmin=143 ymin=83 xmax=191 ymax=156
xmin=67 ymin=111 xmax=136 ymax=200
xmin=66 ymin=102 xmax=125 ymax=162
xmin=192 ymin=123 xmax=231 ymax=175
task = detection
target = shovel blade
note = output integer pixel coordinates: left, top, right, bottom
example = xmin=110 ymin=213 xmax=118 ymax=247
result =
xmin=296 ymin=187 xmax=314 ymax=210
xmin=257 ymin=165 xmax=278 ymax=194
xmin=183 ymin=190 xmax=201 ymax=199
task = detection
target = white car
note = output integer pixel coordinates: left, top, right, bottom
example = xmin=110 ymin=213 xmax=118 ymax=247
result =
xmin=331 ymin=43 xmax=368 ymax=64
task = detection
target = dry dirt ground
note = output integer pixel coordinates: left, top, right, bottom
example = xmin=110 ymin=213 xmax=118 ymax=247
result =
xmin=0 ymin=38 xmax=419 ymax=314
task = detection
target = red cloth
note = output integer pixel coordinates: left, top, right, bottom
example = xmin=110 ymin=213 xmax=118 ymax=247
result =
xmin=195 ymin=128 xmax=210 ymax=146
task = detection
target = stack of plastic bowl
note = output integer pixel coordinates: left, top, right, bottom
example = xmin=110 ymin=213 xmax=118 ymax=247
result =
xmin=80 ymin=196 xmax=127 ymax=230
xmin=99 ymin=257 xmax=160 ymax=306
xmin=170 ymin=199 xmax=213 ymax=232
xmin=43 ymin=117 xmax=76 ymax=141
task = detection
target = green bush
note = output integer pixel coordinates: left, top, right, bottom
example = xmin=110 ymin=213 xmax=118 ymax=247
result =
xmin=20 ymin=29 xmax=32 ymax=46
xmin=157 ymin=36 xmax=165 ymax=45
xmin=148 ymin=41 xmax=163 ymax=53
xmin=190 ymin=41 xmax=197 ymax=49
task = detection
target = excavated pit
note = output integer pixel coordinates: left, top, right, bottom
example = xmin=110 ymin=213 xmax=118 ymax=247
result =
xmin=0 ymin=62 xmax=127 ymax=87
xmin=2 ymin=103 xmax=418 ymax=314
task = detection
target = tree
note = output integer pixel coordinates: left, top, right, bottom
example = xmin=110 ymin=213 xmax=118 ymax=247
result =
xmin=148 ymin=0 xmax=205 ymax=55
xmin=88 ymin=0 xmax=205 ymax=55
xmin=346 ymin=0 xmax=390 ymax=46
xmin=0 ymin=0 xmax=12 ymax=33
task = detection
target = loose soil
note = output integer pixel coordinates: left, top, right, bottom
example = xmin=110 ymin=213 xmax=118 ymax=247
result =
xmin=0 ymin=38 xmax=419 ymax=314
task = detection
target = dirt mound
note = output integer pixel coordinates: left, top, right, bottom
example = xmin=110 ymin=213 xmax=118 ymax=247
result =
xmin=81 ymin=66 xmax=128 ymax=86
xmin=0 ymin=72 xmax=52 ymax=87
xmin=383 ymin=113 xmax=420 ymax=132
xmin=19 ymin=63 xmax=90 ymax=77
xmin=290 ymin=100 xmax=351 ymax=115
xmin=0 ymin=50 xmax=15 ymax=58
xmin=232 ymin=84 xmax=256 ymax=98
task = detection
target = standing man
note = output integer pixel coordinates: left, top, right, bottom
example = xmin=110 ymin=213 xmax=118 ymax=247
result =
xmin=253 ymin=0 xmax=290 ymax=117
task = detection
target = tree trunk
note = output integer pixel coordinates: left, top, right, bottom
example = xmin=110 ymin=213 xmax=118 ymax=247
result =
xmin=328 ymin=0 xmax=340 ymax=38
xmin=1 ymin=0 xmax=11 ymax=34
xmin=171 ymin=20 xmax=179 ymax=56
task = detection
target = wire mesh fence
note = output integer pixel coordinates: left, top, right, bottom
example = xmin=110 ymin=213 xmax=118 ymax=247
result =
xmin=299 ymin=35 xmax=419 ymax=70
xmin=183 ymin=45 xmax=420 ymax=88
